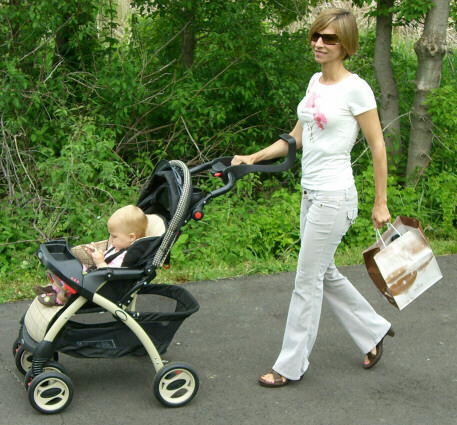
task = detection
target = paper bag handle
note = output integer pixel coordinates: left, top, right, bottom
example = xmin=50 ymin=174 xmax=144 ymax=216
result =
xmin=375 ymin=223 xmax=401 ymax=249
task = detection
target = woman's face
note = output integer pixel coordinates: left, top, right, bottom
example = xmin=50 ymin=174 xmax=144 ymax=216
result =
xmin=310 ymin=24 xmax=345 ymax=65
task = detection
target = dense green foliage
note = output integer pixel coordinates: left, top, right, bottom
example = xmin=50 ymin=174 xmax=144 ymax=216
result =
xmin=0 ymin=1 xmax=456 ymax=300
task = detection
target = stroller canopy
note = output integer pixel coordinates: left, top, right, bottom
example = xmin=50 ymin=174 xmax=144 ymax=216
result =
xmin=135 ymin=160 xmax=193 ymax=268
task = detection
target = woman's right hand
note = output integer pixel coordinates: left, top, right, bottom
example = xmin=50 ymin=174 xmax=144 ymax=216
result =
xmin=231 ymin=154 xmax=255 ymax=165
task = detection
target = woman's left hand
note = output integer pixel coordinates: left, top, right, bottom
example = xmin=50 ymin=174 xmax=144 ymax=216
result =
xmin=371 ymin=202 xmax=391 ymax=229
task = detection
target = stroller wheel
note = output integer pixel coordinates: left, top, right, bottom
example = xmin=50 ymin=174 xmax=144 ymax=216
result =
xmin=14 ymin=346 xmax=34 ymax=375
xmin=12 ymin=337 xmax=21 ymax=358
xmin=28 ymin=371 xmax=74 ymax=414
xmin=24 ymin=361 xmax=69 ymax=390
xmin=153 ymin=362 xmax=199 ymax=407
xmin=42 ymin=361 xmax=69 ymax=376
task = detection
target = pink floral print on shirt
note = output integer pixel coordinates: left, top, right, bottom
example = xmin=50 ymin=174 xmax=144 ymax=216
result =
xmin=306 ymin=89 xmax=327 ymax=130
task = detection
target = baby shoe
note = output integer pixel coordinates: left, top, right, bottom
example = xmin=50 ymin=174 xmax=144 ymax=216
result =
xmin=32 ymin=285 xmax=56 ymax=296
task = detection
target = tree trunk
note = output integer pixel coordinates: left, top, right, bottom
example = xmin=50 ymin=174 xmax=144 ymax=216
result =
xmin=181 ymin=9 xmax=196 ymax=69
xmin=8 ymin=0 xmax=21 ymax=57
xmin=406 ymin=0 xmax=450 ymax=184
xmin=373 ymin=0 xmax=401 ymax=167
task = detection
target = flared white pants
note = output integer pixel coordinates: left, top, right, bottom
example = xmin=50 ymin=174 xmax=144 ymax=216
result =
xmin=273 ymin=185 xmax=391 ymax=380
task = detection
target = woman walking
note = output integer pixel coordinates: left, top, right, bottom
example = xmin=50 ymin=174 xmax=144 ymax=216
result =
xmin=232 ymin=8 xmax=394 ymax=387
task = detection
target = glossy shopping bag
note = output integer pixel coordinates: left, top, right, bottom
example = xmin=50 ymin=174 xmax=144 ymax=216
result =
xmin=363 ymin=216 xmax=442 ymax=310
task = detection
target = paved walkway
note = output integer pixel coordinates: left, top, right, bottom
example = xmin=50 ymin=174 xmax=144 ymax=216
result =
xmin=1 ymin=256 xmax=455 ymax=425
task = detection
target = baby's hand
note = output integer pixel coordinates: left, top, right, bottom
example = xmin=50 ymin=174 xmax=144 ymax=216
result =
xmin=84 ymin=243 xmax=105 ymax=265
xmin=91 ymin=249 xmax=105 ymax=266
xmin=84 ymin=243 xmax=98 ymax=253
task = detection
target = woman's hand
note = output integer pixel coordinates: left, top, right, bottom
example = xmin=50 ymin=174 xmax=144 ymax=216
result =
xmin=231 ymin=154 xmax=255 ymax=166
xmin=371 ymin=202 xmax=391 ymax=230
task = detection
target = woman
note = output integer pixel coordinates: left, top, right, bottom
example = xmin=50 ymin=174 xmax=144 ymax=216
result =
xmin=232 ymin=8 xmax=394 ymax=387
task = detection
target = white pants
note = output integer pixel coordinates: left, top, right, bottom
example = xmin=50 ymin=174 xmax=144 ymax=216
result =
xmin=273 ymin=185 xmax=391 ymax=380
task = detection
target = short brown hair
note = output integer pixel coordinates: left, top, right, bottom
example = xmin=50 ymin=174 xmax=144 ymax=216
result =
xmin=308 ymin=9 xmax=358 ymax=60
xmin=108 ymin=205 xmax=148 ymax=238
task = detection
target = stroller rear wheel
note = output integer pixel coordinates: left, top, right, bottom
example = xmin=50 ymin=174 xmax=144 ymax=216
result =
xmin=153 ymin=362 xmax=199 ymax=407
xmin=28 ymin=371 xmax=74 ymax=414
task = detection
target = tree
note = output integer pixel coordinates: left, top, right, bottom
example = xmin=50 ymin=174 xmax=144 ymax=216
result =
xmin=406 ymin=0 xmax=451 ymax=183
xmin=372 ymin=0 xmax=402 ymax=166
xmin=133 ymin=0 xmax=315 ymax=69
xmin=353 ymin=0 xmax=451 ymax=182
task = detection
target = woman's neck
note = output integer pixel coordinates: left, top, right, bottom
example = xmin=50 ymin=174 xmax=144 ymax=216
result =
xmin=320 ymin=62 xmax=351 ymax=85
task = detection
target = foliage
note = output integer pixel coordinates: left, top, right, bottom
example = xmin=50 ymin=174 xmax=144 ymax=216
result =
xmin=0 ymin=0 xmax=456 ymax=295
xmin=173 ymin=178 xmax=301 ymax=268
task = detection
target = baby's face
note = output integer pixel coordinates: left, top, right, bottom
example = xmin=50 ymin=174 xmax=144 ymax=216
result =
xmin=108 ymin=223 xmax=135 ymax=251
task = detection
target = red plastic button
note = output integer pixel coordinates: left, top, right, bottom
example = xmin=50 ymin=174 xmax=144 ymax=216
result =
xmin=194 ymin=212 xmax=202 ymax=220
xmin=214 ymin=172 xmax=222 ymax=177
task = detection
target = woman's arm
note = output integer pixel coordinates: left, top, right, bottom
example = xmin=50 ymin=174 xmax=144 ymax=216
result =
xmin=356 ymin=109 xmax=391 ymax=229
xmin=231 ymin=120 xmax=303 ymax=165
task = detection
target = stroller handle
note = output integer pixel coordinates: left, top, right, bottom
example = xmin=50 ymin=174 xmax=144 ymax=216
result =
xmin=189 ymin=134 xmax=296 ymax=199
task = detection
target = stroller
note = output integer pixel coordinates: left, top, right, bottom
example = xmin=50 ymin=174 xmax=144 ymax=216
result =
xmin=12 ymin=134 xmax=296 ymax=414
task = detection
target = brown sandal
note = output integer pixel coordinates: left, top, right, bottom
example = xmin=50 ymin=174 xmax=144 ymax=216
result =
xmin=363 ymin=327 xmax=395 ymax=369
xmin=258 ymin=369 xmax=289 ymax=388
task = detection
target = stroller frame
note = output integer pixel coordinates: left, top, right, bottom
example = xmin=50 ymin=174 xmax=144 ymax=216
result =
xmin=13 ymin=135 xmax=296 ymax=415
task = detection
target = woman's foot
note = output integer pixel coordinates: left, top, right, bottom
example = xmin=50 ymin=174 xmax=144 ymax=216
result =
xmin=363 ymin=327 xmax=395 ymax=369
xmin=258 ymin=369 xmax=289 ymax=387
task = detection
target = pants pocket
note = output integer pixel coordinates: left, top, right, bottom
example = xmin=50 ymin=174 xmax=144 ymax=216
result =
xmin=347 ymin=207 xmax=358 ymax=225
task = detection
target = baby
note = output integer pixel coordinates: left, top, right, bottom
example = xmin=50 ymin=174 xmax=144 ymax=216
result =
xmin=34 ymin=205 xmax=148 ymax=306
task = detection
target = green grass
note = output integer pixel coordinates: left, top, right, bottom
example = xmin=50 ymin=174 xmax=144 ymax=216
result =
xmin=1 ymin=237 xmax=454 ymax=304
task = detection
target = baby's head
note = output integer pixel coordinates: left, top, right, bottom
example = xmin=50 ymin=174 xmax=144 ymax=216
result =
xmin=107 ymin=205 xmax=148 ymax=250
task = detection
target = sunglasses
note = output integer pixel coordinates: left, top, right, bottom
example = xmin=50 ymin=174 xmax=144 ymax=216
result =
xmin=310 ymin=32 xmax=339 ymax=45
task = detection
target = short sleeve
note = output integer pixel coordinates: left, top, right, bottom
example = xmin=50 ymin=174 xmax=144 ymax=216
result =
xmin=348 ymin=76 xmax=377 ymax=116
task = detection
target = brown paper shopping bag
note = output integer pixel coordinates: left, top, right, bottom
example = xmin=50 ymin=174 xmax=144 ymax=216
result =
xmin=363 ymin=216 xmax=443 ymax=310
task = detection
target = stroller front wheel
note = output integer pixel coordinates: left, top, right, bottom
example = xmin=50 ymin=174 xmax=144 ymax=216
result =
xmin=14 ymin=346 xmax=34 ymax=375
xmin=153 ymin=362 xmax=199 ymax=407
xmin=24 ymin=360 xmax=69 ymax=390
xmin=28 ymin=371 xmax=74 ymax=414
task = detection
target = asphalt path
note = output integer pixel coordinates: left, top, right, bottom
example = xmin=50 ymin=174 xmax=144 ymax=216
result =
xmin=0 ymin=255 xmax=455 ymax=425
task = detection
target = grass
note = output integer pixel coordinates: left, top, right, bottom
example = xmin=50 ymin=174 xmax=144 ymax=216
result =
xmin=1 ymin=237 xmax=455 ymax=304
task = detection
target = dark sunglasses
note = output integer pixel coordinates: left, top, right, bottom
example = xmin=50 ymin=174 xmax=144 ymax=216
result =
xmin=310 ymin=32 xmax=339 ymax=45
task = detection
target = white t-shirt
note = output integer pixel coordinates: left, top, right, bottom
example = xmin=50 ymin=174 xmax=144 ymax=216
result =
xmin=297 ymin=72 xmax=377 ymax=191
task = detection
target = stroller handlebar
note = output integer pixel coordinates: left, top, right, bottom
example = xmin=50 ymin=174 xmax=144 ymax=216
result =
xmin=189 ymin=133 xmax=296 ymax=200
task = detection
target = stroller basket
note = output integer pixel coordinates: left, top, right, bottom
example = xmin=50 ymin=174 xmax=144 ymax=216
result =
xmin=53 ymin=284 xmax=198 ymax=358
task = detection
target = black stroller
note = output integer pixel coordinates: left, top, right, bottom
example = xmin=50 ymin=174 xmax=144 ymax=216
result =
xmin=12 ymin=135 xmax=296 ymax=414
